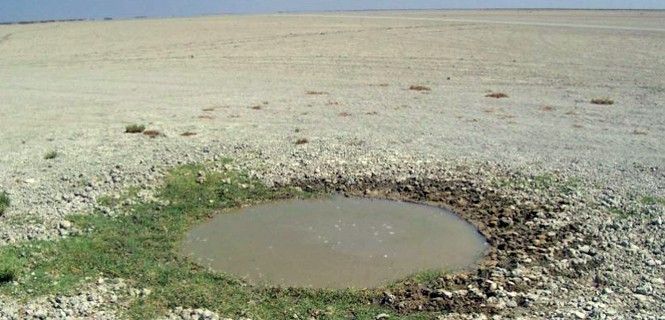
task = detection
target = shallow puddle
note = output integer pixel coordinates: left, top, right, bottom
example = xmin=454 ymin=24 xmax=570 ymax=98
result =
xmin=182 ymin=196 xmax=487 ymax=289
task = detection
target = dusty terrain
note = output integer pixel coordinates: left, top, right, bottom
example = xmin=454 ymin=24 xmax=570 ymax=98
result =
xmin=0 ymin=10 xmax=664 ymax=319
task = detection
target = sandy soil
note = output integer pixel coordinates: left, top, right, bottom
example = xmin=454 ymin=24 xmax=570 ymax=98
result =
xmin=0 ymin=10 xmax=664 ymax=319
xmin=1 ymin=10 xmax=663 ymax=188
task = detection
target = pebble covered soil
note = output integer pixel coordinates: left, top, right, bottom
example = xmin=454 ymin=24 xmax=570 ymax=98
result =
xmin=0 ymin=10 xmax=664 ymax=320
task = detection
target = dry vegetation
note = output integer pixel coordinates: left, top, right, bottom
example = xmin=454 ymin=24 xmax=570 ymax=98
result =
xmin=44 ymin=150 xmax=58 ymax=160
xmin=143 ymin=130 xmax=162 ymax=138
xmin=409 ymin=85 xmax=431 ymax=92
xmin=591 ymin=98 xmax=614 ymax=105
xmin=486 ymin=92 xmax=509 ymax=99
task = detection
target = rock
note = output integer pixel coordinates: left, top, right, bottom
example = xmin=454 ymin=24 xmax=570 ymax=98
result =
xmin=59 ymin=220 xmax=73 ymax=230
xmin=375 ymin=314 xmax=390 ymax=320
xmin=431 ymin=289 xmax=453 ymax=299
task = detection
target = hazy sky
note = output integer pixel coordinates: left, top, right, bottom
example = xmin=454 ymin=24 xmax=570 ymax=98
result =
xmin=1 ymin=1 xmax=663 ymax=22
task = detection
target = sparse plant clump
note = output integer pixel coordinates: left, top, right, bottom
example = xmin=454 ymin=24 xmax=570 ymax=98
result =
xmin=409 ymin=85 xmax=431 ymax=92
xmin=251 ymin=105 xmax=262 ymax=110
xmin=181 ymin=132 xmax=197 ymax=137
xmin=143 ymin=130 xmax=162 ymax=138
xmin=295 ymin=138 xmax=309 ymax=145
xmin=641 ymin=195 xmax=665 ymax=206
xmin=0 ymin=191 xmax=9 ymax=215
xmin=0 ymin=252 xmax=20 ymax=283
xmin=486 ymin=92 xmax=509 ymax=99
xmin=44 ymin=150 xmax=58 ymax=160
xmin=591 ymin=98 xmax=614 ymax=105
xmin=306 ymin=91 xmax=328 ymax=95
xmin=541 ymin=106 xmax=555 ymax=112
xmin=125 ymin=124 xmax=146 ymax=133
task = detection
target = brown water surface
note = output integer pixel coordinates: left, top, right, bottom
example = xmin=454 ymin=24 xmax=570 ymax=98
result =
xmin=182 ymin=196 xmax=487 ymax=289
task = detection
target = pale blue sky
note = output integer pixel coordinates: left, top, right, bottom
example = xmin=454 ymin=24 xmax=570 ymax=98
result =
xmin=1 ymin=1 xmax=663 ymax=22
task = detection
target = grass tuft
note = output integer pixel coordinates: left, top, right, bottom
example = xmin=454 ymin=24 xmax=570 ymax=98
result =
xmin=44 ymin=150 xmax=58 ymax=160
xmin=408 ymin=85 xmax=431 ymax=92
xmin=0 ymin=191 xmax=9 ymax=215
xmin=641 ymin=195 xmax=665 ymax=206
xmin=591 ymin=98 xmax=614 ymax=105
xmin=0 ymin=251 xmax=21 ymax=283
xmin=485 ymin=92 xmax=508 ymax=99
xmin=125 ymin=124 xmax=146 ymax=133
xmin=143 ymin=130 xmax=162 ymax=138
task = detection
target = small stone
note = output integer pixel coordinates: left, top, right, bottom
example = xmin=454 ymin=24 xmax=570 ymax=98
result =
xmin=578 ymin=245 xmax=591 ymax=254
xmin=375 ymin=314 xmax=390 ymax=320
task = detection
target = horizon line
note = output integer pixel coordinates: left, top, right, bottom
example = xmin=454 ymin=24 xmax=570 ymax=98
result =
xmin=2 ymin=7 xmax=664 ymax=25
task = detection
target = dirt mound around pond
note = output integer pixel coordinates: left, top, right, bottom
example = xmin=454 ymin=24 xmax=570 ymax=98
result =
xmin=290 ymin=174 xmax=598 ymax=314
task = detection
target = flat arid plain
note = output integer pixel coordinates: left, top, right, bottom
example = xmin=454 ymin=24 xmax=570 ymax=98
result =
xmin=0 ymin=10 xmax=664 ymax=320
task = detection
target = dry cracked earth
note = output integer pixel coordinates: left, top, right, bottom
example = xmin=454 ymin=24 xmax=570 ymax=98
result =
xmin=0 ymin=10 xmax=664 ymax=320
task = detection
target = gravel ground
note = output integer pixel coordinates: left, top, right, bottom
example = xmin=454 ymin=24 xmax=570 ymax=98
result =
xmin=0 ymin=10 xmax=664 ymax=319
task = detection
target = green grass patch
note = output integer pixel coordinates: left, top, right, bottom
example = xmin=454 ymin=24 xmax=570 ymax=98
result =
xmin=493 ymin=173 xmax=583 ymax=195
xmin=641 ymin=195 xmax=665 ymax=206
xmin=125 ymin=124 xmax=146 ymax=133
xmin=0 ymin=191 xmax=9 ymax=215
xmin=0 ymin=248 xmax=22 ymax=283
xmin=0 ymin=163 xmax=424 ymax=319
xmin=97 ymin=186 xmax=140 ymax=208
xmin=404 ymin=269 xmax=448 ymax=285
